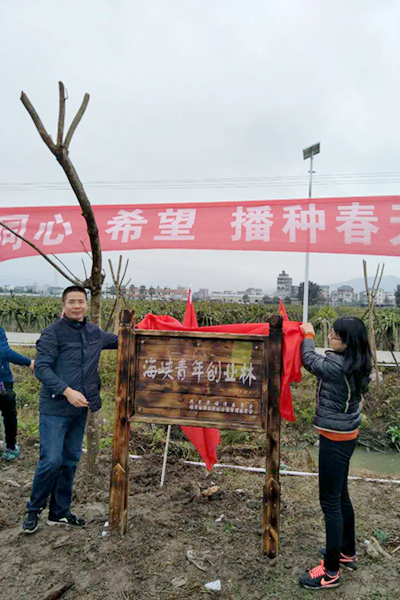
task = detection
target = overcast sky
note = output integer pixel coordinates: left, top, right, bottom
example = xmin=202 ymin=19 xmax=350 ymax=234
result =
xmin=1 ymin=0 xmax=400 ymax=292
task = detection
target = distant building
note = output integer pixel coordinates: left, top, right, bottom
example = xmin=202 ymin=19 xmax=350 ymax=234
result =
xmin=210 ymin=290 xmax=264 ymax=303
xmin=359 ymin=289 xmax=395 ymax=306
xmin=383 ymin=291 xmax=396 ymax=306
xmin=193 ymin=288 xmax=210 ymax=300
xmin=277 ymin=271 xmax=292 ymax=298
xmin=47 ymin=286 xmax=64 ymax=296
xmin=330 ymin=285 xmax=358 ymax=305
xmin=121 ymin=285 xmax=188 ymax=301
xmin=291 ymin=285 xmax=299 ymax=299
xmin=320 ymin=285 xmax=330 ymax=301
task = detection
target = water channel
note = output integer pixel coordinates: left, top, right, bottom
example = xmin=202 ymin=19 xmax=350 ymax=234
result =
xmin=306 ymin=446 xmax=400 ymax=475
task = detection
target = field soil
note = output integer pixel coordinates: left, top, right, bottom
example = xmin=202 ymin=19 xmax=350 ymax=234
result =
xmin=1 ymin=441 xmax=399 ymax=600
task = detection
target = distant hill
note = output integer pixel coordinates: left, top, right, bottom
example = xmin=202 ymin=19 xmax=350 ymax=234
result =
xmin=326 ymin=275 xmax=400 ymax=293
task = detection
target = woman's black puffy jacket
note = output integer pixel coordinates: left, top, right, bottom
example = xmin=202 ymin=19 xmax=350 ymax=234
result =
xmin=301 ymin=338 xmax=365 ymax=433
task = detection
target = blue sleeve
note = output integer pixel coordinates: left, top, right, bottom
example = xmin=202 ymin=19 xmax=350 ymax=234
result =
xmin=0 ymin=328 xmax=31 ymax=367
xmin=100 ymin=330 xmax=118 ymax=350
xmin=34 ymin=328 xmax=69 ymax=396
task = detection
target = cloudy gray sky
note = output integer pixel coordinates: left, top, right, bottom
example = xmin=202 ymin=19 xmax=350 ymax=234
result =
xmin=1 ymin=0 xmax=400 ymax=292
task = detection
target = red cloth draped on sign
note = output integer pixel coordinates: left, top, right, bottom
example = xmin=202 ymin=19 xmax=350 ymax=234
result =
xmin=136 ymin=313 xmax=303 ymax=423
xmin=179 ymin=289 xmax=219 ymax=470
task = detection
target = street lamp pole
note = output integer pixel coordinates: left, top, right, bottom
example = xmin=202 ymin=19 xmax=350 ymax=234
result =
xmin=302 ymin=142 xmax=320 ymax=323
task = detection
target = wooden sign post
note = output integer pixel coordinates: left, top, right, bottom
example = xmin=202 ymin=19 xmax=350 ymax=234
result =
xmin=110 ymin=311 xmax=283 ymax=557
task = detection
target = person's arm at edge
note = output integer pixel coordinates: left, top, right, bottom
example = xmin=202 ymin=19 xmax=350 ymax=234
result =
xmin=0 ymin=327 xmax=32 ymax=367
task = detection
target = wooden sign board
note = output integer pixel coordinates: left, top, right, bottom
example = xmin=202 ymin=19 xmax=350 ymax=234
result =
xmin=110 ymin=311 xmax=283 ymax=560
xmin=131 ymin=331 xmax=268 ymax=431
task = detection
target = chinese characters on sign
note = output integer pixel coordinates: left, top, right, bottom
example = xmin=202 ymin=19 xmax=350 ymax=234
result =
xmin=0 ymin=213 xmax=73 ymax=250
xmin=1 ymin=198 xmax=400 ymax=261
xmin=0 ymin=215 xmax=29 ymax=250
xmin=101 ymin=202 xmax=400 ymax=247
xmin=105 ymin=209 xmax=148 ymax=242
xmin=142 ymin=357 xmax=257 ymax=385
xmin=33 ymin=213 xmax=73 ymax=246
xmin=132 ymin=333 xmax=264 ymax=431
xmin=188 ymin=398 xmax=254 ymax=414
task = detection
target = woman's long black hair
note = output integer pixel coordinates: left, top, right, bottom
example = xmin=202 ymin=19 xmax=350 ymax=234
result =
xmin=332 ymin=317 xmax=373 ymax=392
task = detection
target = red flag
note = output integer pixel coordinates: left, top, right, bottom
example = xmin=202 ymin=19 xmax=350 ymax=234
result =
xmin=278 ymin=299 xmax=288 ymax=321
xmin=183 ymin=286 xmax=198 ymax=328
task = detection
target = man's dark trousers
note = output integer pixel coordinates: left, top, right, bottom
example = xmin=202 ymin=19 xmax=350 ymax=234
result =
xmin=0 ymin=383 xmax=17 ymax=450
xmin=27 ymin=410 xmax=87 ymax=518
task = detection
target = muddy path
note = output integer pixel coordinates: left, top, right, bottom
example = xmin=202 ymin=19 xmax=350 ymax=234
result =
xmin=0 ymin=444 xmax=399 ymax=600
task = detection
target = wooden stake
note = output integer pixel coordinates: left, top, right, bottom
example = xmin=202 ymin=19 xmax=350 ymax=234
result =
xmin=160 ymin=425 xmax=172 ymax=487
xmin=109 ymin=309 xmax=135 ymax=534
xmin=263 ymin=315 xmax=283 ymax=558
xmin=363 ymin=260 xmax=384 ymax=392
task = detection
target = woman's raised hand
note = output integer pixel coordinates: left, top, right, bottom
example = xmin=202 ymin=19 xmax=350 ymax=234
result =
xmin=300 ymin=322 xmax=315 ymax=336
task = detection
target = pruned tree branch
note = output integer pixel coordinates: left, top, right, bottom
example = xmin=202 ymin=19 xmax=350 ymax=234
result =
xmin=121 ymin=258 xmax=129 ymax=286
xmin=80 ymin=239 xmax=92 ymax=259
xmin=52 ymin=253 xmax=81 ymax=282
xmin=109 ymin=258 xmax=118 ymax=288
xmin=0 ymin=221 xmax=82 ymax=287
xmin=20 ymin=92 xmax=57 ymax=153
xmin=21 ymin=85 xmax=103 ymax=298
xmin=105 ymin=298 xmax=118 ymax=332
xmin=82 ymin=258 xmax=88 ymax=281
xmin=57 ymin=81 xmax=66 ymax=147
xmin=64 ymin=93 xmax=90 ymax=151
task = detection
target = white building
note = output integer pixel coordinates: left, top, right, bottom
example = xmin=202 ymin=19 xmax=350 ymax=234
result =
xmin=277 ymin=271 xmax=292 ymax=298
xmin=359 ymin=289 xmax=396 ymax=306
xmin=330 ymin=285 xmax=358 ymax=305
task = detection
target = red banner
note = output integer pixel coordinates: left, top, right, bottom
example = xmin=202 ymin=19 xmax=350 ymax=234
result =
xmin=1 ymin=196 xmax=400 ymax=261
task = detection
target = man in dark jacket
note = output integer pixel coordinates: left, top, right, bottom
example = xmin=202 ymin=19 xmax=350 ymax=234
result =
xmin=22 ymin=286 xmax=118 ymax=534
xmin=0 ymin=327 xmax=34 ymax=460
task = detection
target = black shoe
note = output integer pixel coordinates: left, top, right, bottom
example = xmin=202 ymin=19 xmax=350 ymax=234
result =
xmin=22 ymin=511 xmax=39 ymax=534
xmin=319 ymin=547 xmax=358 ymax=571
xmin=299 ymin=561 xmax=341 ymax=590
xmin=47 ymin=514 xmax=85 ymax=528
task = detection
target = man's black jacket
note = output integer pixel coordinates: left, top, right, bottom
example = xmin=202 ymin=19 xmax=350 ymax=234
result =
xmin=35 ymin=317 xmax=118 ymax=416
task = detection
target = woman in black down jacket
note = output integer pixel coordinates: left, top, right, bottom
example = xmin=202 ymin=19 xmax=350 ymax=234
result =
xmin=298 ymin=317 xmax=372 ymax=591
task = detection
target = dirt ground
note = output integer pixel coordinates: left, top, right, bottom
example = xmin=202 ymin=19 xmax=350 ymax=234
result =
xmin=0 ymin=442 xmax=399 ymax=600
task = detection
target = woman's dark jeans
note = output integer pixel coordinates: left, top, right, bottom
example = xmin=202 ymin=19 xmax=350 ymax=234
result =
xmin=319 ymin=434 xmax=357 ymax=572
